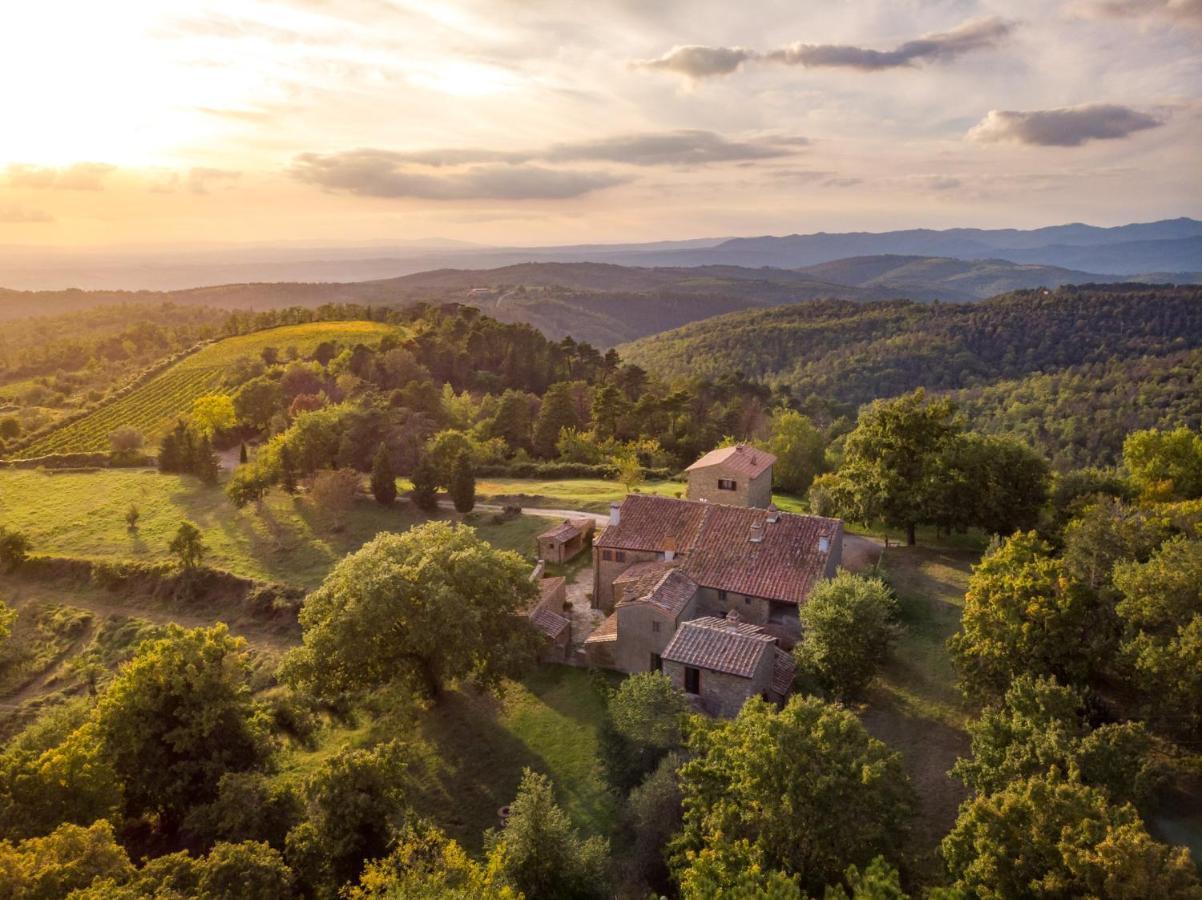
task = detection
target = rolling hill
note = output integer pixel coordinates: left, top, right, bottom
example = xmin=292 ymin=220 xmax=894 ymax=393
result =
xmin=3 ymin=255 xmax=1185 ymax=349
xmin=619 ymin=284 xmax=1202 ymax=466
xmin=14 ymin=321 xmax=399 ymax=457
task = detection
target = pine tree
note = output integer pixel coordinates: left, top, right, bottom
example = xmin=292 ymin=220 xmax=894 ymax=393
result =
xmin=410 ymin=455 xmax=440 ymax=512
xmin=371 ymin=442 xmax=398 ymax=507
xmin=532 ymin=382 xmax=579 ymax=459
xmin=449 ymin=451 xmax=475 ymax=514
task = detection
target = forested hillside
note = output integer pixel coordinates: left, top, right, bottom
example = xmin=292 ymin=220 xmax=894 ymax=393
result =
xmin=621 ymin=285 xmax=1202 ymax=466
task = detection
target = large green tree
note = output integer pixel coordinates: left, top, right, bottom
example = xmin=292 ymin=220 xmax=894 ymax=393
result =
xmin=949 ymin=532 xmax=1101 ymax=699
xmin=1114 ymin=537 xmax=1202 ymax=736
xmin=347 ymin=823 xmax=516 ymax=899
xmin=600 ymin=671 xmax=690 ymax=791
xmin=93 ymin=625 xmax=270 ymax=830
xmin=282 ymin=522 xmax=538 ymax=700
xmin=0 ymin=819 xmax=133 ymax=900
xmin=765 ymin=408 xmax=827 ymax=495
xmin=942 ymin=774 xmax=1201 ymax=899
xmin=794 ymin=571 xmax=900 ymax=700
xmin=952 ymin=675 xmax=1160 ymax=808
xmin=1123 ymin=426 xmax=1202 ymax=501
xmin=829 ymin=389 xmax=960 ymax=545
xmin=672 ymin=696 xmax=914 ymax=895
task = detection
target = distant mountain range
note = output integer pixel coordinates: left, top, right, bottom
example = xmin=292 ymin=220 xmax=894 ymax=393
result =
xmin=3 ymin=253 xmax=1200 ymax=348
xmin=1 ymin=218 xmax=1199 ymax=291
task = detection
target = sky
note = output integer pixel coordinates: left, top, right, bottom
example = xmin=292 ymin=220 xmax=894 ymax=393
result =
xmin=1 ymin=0 xmax=1200 ymax=248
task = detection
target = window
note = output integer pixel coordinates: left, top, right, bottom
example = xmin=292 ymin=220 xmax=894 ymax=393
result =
xmin=684 ymin=666 xmax=701 ymax=694
xmin=744 ymin=596 xmax=752 ymax=605
xmin=651 ymin=621 xmax=660 ymax=633
xmin=651 ymin=653 xmax=662 ymax=672
xmin=615 ymin=551 xmax=626 ymax=563
xmin=718 ymin=590 xmax=728 ymax=602
xmin=601 ymin=550 xmax=612 ymax=561
xmin=717 ymin=478 xmax=737 ymax=491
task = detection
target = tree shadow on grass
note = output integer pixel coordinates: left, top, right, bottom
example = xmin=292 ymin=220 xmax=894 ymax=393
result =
xmin=411 ymin=689 xmax=547 ymax=853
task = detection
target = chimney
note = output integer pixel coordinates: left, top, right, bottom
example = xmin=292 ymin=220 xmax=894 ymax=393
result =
xmin=725 ymin=608 xmax=741 ymax=626
xmin=766 ymin=503 xmax=780 ymax=524
xmin=662 ymin=536 xmax=676 ymax=561
xmin=609 ymin=502 xmax=621 ymax=526
xmin=749 ymin=521 xmax=765 ymax=543
xmin=818 ymin=536 xmax=830 ymax=554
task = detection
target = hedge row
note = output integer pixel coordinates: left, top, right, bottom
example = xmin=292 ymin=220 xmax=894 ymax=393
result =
xmin=0 ymin=451 xmax=154 ymax=470
xmin=473 ymin=461 xmax=678 ymax=480
xmin=19 ymin=555 xmax=305 ymax=622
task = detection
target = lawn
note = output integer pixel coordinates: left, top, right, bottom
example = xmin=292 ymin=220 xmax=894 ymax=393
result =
xmin=859 ymin=544 xmax=977 ymax=878
xmin=277 ymin=666 xmax=619 ymax=851
xmin=19 ymin=320 xmax=401 ymax=457
xmin=466 ymin=476 xmax=809 ymax=515
xmin=0 ymin=468 xmax=550 ymax=590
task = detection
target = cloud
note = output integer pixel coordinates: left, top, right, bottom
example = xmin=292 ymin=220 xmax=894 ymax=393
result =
xmin=637 ymin=17 xmax=1012 ymax=79
xmin=290 ymin=129 xmax=806 ymax=200
xmin=291 ymin=150 xmax=627 ymax=199
xmin=546 ymin=130 xmax=799 ymax=165
xmin=638 ymin=45 xmax=755 ymax=78
xmin=968 ymin=104 xmax=1163 ymax=146
xmin=1073 ymin=0 xmax=1202 ymax=26
xmin=768 ymin=18 xmax=1014 ymax=71
xmin=6 ymin=162 xmax=116 ymax=190
xmin=0 ymin=204 xmax=54 ymax=223
xmin=187 ymin=167 xmax=242 ymax=194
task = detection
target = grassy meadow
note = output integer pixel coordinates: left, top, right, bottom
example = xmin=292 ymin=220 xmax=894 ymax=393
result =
xmin=0 ymin=467 xmax=545 ymax=590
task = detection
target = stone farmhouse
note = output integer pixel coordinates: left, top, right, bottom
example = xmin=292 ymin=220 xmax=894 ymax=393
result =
xmin=584 ymin=444 xmax=843 ymax=716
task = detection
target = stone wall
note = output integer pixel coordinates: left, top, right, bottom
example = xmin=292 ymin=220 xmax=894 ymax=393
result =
xmin=686 ymin=464 xmax=773 ymax=508
xmin=591 ymin=546 xmax=661 ymax=612
xmin=613 ymin=595 xmax=697 ymax=674
xmin=664 ymin=650 xmax=775 ymax=717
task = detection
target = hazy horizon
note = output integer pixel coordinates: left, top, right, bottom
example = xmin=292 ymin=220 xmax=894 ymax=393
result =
xmin=2 ymin=1 xmax=1200 ymax=251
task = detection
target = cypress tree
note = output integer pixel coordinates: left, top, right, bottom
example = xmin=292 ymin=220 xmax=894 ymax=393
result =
xmin=449 ymin=451 xmax=476 ymax=514
xmin=279 ymin=444 xmax=298 ymax=494
xmin=195 ymin=435 xmax=220 ymax=486
xmin=371 ymin=442 xmax=398 ymax=507
xmin=410 ymin=455 xmax=440 ymax=512
xmin=239 ymin=441 xmax=248 ymax=464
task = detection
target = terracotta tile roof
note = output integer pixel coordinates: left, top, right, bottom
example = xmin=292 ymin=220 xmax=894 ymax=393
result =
xmin=613 ymin=560 xmax=677 ymax=589
xmin=597 ymin=495 xmax=709 ymax=554
xmin=530 ymin=606 xmax=569 ymax=641
xmin=584 ymin=613 xmax=618 ymax=643
xmin=662 ymin=616 xmax=775 ymax=678
xmin=538 ymin=576 xmax=566 ymax=600
xmin=598 ymin=494 xmax=841 ymax=605
xmin=771 ymin=650 xmax=796 ymax=696
xmin=538 ymin=517 xmax=593 ymax=543
xmin=686 ymin=444 xmax=776 ymax=478
xmin=618 ymin=568 xmax=697 ymax=618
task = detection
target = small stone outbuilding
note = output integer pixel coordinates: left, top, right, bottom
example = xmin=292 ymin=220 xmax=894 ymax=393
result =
xmin=536 ymin=517 xmax=595 ymax=564
xmin=686 ymin=444 xmax=776 ymax=509
xmin=528 ymin=576 xmax=571 ymax=662
xmin=661 ymin=612 xmax=795 ymax=717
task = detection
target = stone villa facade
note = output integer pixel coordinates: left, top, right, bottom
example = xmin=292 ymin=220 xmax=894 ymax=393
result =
xmin=686 ymin=444 xmax=775 ymax=508
xmin=584 ymin=446 xmax=843 ymax=715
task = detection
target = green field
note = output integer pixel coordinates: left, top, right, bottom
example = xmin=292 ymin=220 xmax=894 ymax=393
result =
xmin=18 ymin=321 xmax=400 ymax=458
xmin=468 ymin=476 xmax=809 ymax=515
xmin=0 ymin=468 xmax=545 ymax=590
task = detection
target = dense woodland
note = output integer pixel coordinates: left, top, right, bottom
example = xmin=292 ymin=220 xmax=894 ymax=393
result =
xmin=623 ymin=285 xmax=1202 ymax=466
